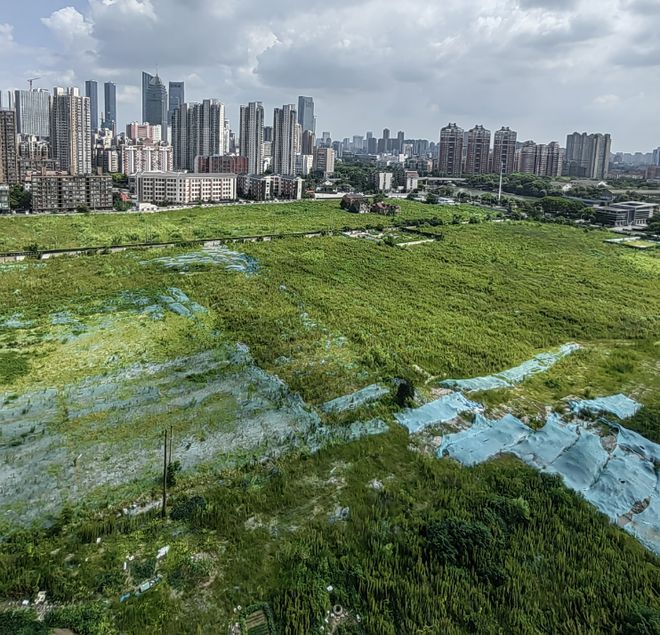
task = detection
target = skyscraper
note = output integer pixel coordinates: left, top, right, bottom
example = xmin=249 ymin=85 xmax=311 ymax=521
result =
xmin=50 ymin=87 xmax=92 ymax=175
xmin=378 ymin=128 xmax=391 ymax=154
xmin=172 ymin=99 xmax=225 ymax=171
xmin=518 ymin=141 xmax=537 ymax=174
xmin=272 ymin=104 xmax=297 ymax=176
xmin=103 ymin=82 xmax=117 ymax=133
xmin=492 ymin=127 xmax=517 ymax=174
xmin=565 ymin=132 xmax=611 ymax=179
xmin=438 ymin=123 xmax=464 ymax=177
xmin=465 ymin=125 xmax=491 ymax=175
xmin=302 ymin=130 xmax=315 ymax=156
xmin=13 ymin=89 xmax=50 ymax=138
xmin=0 ymin=109 xmax=19 ymax=184
xmin=85 ymin=80 xmax=99 ymax=131
xmin=396 ymin=131 xmax=405 ymax=154
xmin=142 ymin=72 xmax=168 ymax=142
xmin=168 ymin=82 xmax=185 ymax=124
xmin=297 ymin=96 xmax=315 ymax=133
xmin=239 ymin=101 xmax=264 ymax=175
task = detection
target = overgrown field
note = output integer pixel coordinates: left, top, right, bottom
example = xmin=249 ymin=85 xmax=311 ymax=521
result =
xmin=0 ymin=199 xmax=482 ymax=252
xmin=0 ymin=219 xmax=659 ymax=633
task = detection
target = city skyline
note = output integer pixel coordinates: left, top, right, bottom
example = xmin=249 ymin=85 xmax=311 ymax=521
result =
xmin=0 ymin=0 xmax=658 ymax=153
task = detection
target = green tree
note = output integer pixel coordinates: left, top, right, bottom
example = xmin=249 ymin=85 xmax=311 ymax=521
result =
xmin=9 ymin=185 xmax=32 ymax=211
xmin=426 ymin=193 xmax=439 ymax=205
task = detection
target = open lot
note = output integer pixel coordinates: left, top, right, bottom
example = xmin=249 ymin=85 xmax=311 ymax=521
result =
xmin=1 ymin=208 xmax=659 ymax=633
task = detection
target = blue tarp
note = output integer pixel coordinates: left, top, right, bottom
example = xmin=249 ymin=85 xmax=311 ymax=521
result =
xmin=570 ymin=394 xmax=642 ymax=420
xmin=321 ymin=384 xmax=390 ymax=414
xmin=434 ymin=401 xmax=660 ymax=556
xmin=441 ymin=343 xmax=581 ymax=392
xmin=395 ymin=392 xmax=481 ymax=433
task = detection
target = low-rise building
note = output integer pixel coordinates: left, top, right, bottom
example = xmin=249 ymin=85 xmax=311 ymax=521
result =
xmin=121 ymin=143 xmax=173 ymax=175
xmin=0 ymin=184 xmax=9 ymax=213
xmin=313 ymin=147 xmax=335 ymax=176
xmin=31 ymin=173 xmax=113 ymax=213
xmin=136 ymin=172 xmax=237 ymax=205
xmin=341 ymin=194 xmax=370 ymax=213
xmin=403 ymin=170 xmax=419 ymax=192
xmin=594 ymin=201 xmax=657 ymax=227
xmin=237 ymin=174 xmax=303 ymax=201
xmin=370 ymin=172 xmax=393 ymax=192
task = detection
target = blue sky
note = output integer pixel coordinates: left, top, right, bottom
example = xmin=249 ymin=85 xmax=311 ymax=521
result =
xmin=1 ymin=0 xmax=659 ymax=151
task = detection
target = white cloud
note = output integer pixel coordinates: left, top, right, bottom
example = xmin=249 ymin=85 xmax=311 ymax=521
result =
xmin=41 ymin=7 xmax=95 ymax=49
xmin=0 ymin=23 xmax=14 ymax=50
xmin=0 ymin=0 xmax=653 ymax=150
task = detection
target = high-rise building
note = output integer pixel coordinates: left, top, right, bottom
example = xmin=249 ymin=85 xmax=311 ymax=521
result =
xmin=50 ymin=87 xmax=92 ymax=175
xmin=239 ymin=101 xmax=264 ymax=175
xmin=517 ymin=140 xmax=564 ymax=177
xmin=297 ymin=96 xmax=315 ymax=133
xmin=438 ymin=123 xmax=464 ymax=177
xmin=313 ymin=147 xmax=335 ymax=176
xmin=13 ymin=89 xmax=50 ymax=138
xmin=465 ymin=125 xmax=491 ymax=175
xmin=103 ymin=82 xmax=117 ymax=133
xmin=378 ymin=128 xmax=391 ymax=154
xmin=652 ymin=147 xmax=660 ymax=166
xmin=263 ymin=126 xmax=273 ymax=143
xmin=172 ymin=99 xmax=225 ymax=171
xmin=564 ymin=132 xmax=612 ymax=179
xmin=0 ymin=109 xmax=19 ymax=184
xmin=168 ymin=82 xmax=185 ymax=125
xmin=396 ymin=131 xmax=405 ymax=154
xmin=126 ymin=122 xmax=162 ymax=143
xmin=85 ymin=81 xmax=99 ymax=131
xmin=294 ymin=123 xmax=303 ymax=156
xmin=366 ymin=131 xmax=377 ymax=154
xmin=142 ymin=72 xmax=168 ymax=142
xmin=518 ymin=141 xmax=537 ymax=174
xmin=492 ymin=127 xmax=517 ymax=174
xmin=272 ymin=104 xmax=297 ymax=176
xmin=302 ymin=130 xmax=315 ymax=156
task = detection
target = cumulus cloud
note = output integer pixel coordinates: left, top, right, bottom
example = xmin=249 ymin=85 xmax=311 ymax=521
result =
xmin=41 ymin=7 xmax=95 ymax=48
xmin=0 ymin=23 xmax=14 ymax=50
xmin=0 ymin=0 xmax=655 ymax=150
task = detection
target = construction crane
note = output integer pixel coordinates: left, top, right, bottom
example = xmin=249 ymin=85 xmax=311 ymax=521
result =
xmin=27 ymin=77 xmax=41 ymax=90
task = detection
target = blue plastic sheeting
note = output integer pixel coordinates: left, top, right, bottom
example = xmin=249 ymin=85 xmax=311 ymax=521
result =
xmin=0 ymin=313 xmax=36 ymax=329
xmin=438 ymin=414 xmax=529 ymax=465
xmin=144 ymin=245 xmax=258 ymax=275
xmin=441 ymin=343 xmax=581 ymax=392
xmin=395 ymin=392 xmax=481 ymax=433
xmin=504 ymin=413 xmax=579 ymax=469
xmin=628 ymin=480 xmax=660 ymax=555
xmin=545 ymin=433 xmax=609 ymax=492
xmin=157 ymin=288 xmax=207 ymax=319
xmin=436 ymin=406 xmax=660 ymax=555
xmin=321 ymin=384 xmax=390 ymax=414
xmin=570 ymin=394 xmax=642 ymax=420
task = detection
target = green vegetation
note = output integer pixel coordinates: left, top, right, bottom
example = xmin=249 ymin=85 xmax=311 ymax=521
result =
xmin=9 ymin=184 xmax=32 ymax=212
xmin=0 ymin=199 xmax=484 ymax=252
xmin=0 ymin=211 xmax=659 ymax=633
xmin=0 ymin=434 xmax=658 ymax=634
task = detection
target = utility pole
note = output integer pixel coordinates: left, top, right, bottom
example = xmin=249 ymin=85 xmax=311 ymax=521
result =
xmin=161 ymin=428 xmax=168 ymax=519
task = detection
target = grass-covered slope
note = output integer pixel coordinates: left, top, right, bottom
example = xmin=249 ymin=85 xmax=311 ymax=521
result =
xmin=0 ymin=199 xmax=482 ymax=252
xmin=0 ymin=219 xmax=659 ymax=633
